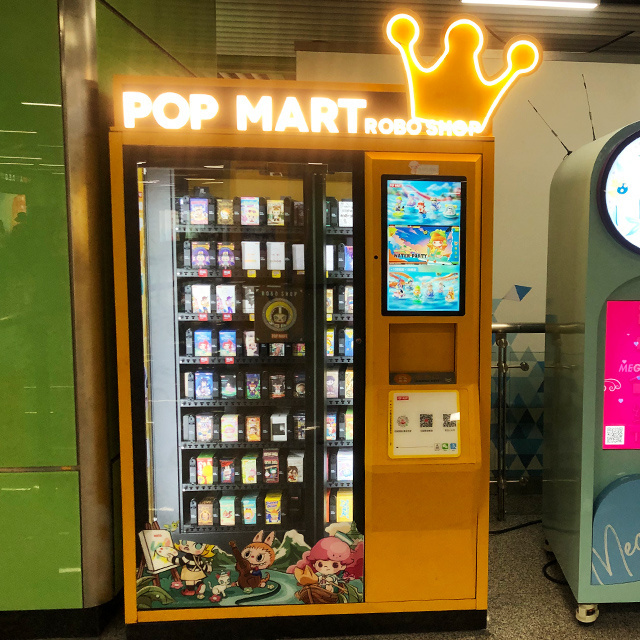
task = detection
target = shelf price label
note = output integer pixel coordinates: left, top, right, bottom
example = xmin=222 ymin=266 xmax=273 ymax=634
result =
xmin=247 ymin=270 xmax=257 ymax=278
xmin=199 ymin=357 xmax=209 ymax=364
xmin=272 ymin=270 xmax=281 ymax=278
xmin=222 ymin=269 xmax=232 ymax=278
xmin=198 ymin=313 xmax=208 ymax=321
xmin=249 ymin=313 xmax=255 ymax=321
xmin=222 ymin=313 xmax=232 ymax=321
xmin=224 ymin=357 xmax=234 ymax=364
xmin=198 ymin=269 xmax=208 ymax=277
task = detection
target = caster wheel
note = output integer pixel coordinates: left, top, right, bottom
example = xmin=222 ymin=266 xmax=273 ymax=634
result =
xmin=543 ymin=538 xmax=552 ymax=553
xmin=576 ymin=604 xmax=599 ymax=624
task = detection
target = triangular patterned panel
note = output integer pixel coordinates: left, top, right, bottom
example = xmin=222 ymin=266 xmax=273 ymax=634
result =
xmin=518 ymin=453 xmax=536 ymax=469
xmin=508 ymin=456 xmax=525 ymax=470
xmin=519 ymin=409 xmax=535 ymax=425
xmin=514 ymin=285 xmax=532 ymax=301
xmin=527 ymin=425 xmax=544 ymax=441
xmin=509 ymin=424 xmax=531 ymax=440
xmin=502 ymin=286 xmax=520 ymax=302
xmin=511 ymin=392 xmax=526 ymax=408
xmin=528 ymin=456 xmax=543 ymax=470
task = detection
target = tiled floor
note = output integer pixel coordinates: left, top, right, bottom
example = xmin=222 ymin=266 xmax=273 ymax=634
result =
xmin=49 ymin=495 xmax=640 ymax=640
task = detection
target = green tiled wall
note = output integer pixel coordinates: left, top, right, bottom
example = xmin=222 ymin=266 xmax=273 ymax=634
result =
xmin=0 ymin=472 xmax=82 ymax=610
xmin=0 ymin=1 xmax=76 ymax=469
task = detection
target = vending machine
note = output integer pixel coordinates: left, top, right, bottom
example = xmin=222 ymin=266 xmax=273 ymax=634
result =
xmin=545 ymin=120 xmax=640 ymax=622
xmin=109 ymin=13 xmax=538 ymax=635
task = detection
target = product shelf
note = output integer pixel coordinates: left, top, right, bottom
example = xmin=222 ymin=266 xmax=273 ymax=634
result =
xmin=176 ymin=224 xmax=306 ymax=235
xmin=179 ymin=356 xmax=303 ymax=365
xmin=180 ymin=441 xmax=299 ymax=450
xmin=325 ymin=398 xmax=354 ymax=406
xmin=183 ymin=481 xmax=292 ymax=492
xmin=325 ymin=481 xmax=353 ymax=489
xmin=180 ymin=398 xmax=306 ymax=408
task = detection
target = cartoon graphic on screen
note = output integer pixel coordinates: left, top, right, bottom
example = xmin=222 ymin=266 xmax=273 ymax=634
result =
xmin=388 ymin=226 xmax=459 ymax=266
xmin=387 ymin=179 xmax=461 ymax=226
xmin=385 ymin=177 xmax=463 ymax=313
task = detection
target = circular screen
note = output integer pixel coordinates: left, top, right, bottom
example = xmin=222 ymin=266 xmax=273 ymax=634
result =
xmin=601 ymin=134 xmax=640 ymax=253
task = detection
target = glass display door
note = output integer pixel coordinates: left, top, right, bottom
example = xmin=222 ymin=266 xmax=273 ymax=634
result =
xmin=126 ymin=148 xmax=364 ymax=609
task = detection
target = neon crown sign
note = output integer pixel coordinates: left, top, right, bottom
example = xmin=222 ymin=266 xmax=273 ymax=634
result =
xmin=120 ymin=13 xmax=541 ymax=137
xmin=386 ymin=12 xmax=542 ymax=134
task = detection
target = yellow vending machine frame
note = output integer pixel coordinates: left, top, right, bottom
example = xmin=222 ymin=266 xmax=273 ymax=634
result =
xmin=109 ymin=11 xmax=539 ymax=636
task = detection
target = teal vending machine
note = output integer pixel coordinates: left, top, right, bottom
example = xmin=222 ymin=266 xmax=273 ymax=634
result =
xmin=545 ymin=120 xmax=640 ymax=622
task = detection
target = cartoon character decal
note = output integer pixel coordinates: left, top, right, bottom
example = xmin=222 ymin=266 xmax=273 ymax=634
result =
xmin=207 ymin=571 xmax=231 ymax=602
xmin=137 ymin=527 xmax=364 ymax=609
xmin=229 ymin=530 xmax=276 ymax=592
xmin=156 ymin=540 xmax=215 ymax=598
xmin=287 ymin=536 xmax=364 ymax=604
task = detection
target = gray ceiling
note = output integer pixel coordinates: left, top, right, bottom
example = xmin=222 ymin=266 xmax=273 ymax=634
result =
xmin=216 ymin=0 xmax=640 ymax=62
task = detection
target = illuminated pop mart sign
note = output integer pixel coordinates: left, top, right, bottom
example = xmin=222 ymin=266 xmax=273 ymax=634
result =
xmin=118 ymin=13 xmax=541 ymax=138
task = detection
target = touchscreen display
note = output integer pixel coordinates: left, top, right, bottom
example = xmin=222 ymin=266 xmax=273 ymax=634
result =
xmin=383 ymin=176 xmax=465 ymax=315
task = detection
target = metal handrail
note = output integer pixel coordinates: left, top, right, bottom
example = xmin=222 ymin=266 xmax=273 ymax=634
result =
xmin=491 ymin=322 xmax=546 ymax=521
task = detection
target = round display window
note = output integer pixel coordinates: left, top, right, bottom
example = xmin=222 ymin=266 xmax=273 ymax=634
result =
xmin=600 ymin=133 xmax=640 ymax=254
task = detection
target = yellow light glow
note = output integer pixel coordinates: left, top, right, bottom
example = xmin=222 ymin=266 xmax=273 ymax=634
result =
xmin=337 ymin=98 xmax=367 ymax=133
xmin=274 ymin=97 xmax=309 ymax=133
xmin=123 ymin=91 xmax=152 ymax=128
xmin=152 ymin=92 xmax=190 ymax=129
xmin=310 ymin=97 xmax=339 ymax=133
xmin=237 ymin=95 xmax=273 ymax=131
xmin=189 ymin=94 xmax=219 ymax=130
xmin=386 ymin=12 xmax=541 ymax=133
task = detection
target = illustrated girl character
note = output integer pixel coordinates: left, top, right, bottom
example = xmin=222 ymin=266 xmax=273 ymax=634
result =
xmin=247 ymin=423 xmax=259 ymax=438
xmin=437 ymin=282 xmax=445 ymax=296
xmin=218 ymin=248 xmax=233 ymax=268
xmin=245 ymin=333 xmax=257 ymax=356
xmin=196 ymin=378 xmax=212 ymax=398
xmin=194 ymin=250 xmax=208 ymax=267
xmin=416 ymin=201 xmax=426 ymax=215
xmin=425 ymin=283 xmax=435 ymax=299
xmin=197 ymin=338 xmax=211 ymax=354
xmin=156 ymin=540 xmax=215 ymax=598
xmin=224 ymin=296 xmax=234 ymax=313
xmin=427 ymin=229 xmax=447 ymax=262
xmin=287 ymin=537 xmax=364 ymax=604
xmin=246 ymin=378 xmax=259 ymax=398
xmin=446 ymin=287 xmax=456 ymax=302
xmin=394 ymin=195 xmax=404 ymax=211
xmin=229 ymin=530 xmax=276 ymax=592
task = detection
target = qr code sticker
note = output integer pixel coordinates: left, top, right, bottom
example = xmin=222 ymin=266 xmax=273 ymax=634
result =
xmin=443 ymin=413 xmax=456 ymax=430
xmin=420 ymin=414 xmax=433 ymax=431
xmin=605 ymin=425 xmax=625 ymax=445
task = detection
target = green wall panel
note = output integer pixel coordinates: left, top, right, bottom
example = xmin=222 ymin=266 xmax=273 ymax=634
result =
xmin=0 ymin=472 xmax=82 ymax=610
xmin=0 ymin=1 xmax=76 ymax=468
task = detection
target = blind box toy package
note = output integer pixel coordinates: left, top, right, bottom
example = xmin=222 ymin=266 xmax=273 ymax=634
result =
xmin=219 ymin=495 xmax=236 ymax=526
xmin=191 ymin=284 xmax=211 ymax=314
xmin=241 ymin=196 xmax=260 ymax=226
xmin=265 ymin=491 xmax=282 ymax=525
xmin=220 ymin=414 xmax=239 ymax=442
xmin=242 ymin=493 xmax=258 ymax=525
xmin=191 ymin=241 xmax=211 ymax=268
xmin=287 ymin=451 xmax=304 ymax=483
xmin=245 ymin=415 xmax=261 ymax=442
